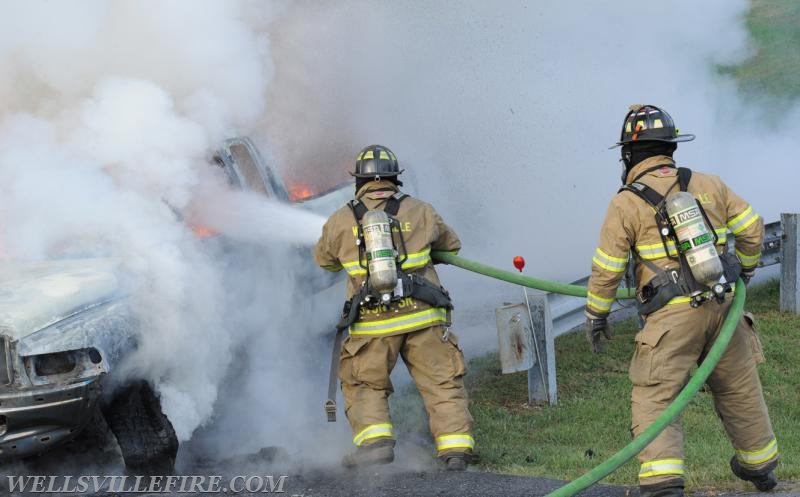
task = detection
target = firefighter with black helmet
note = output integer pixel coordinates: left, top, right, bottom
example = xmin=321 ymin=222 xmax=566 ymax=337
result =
xmin=584 ymin=105 xmax=779 ymax=496
xmin=314 ymin=144 xmax=475 ymax=471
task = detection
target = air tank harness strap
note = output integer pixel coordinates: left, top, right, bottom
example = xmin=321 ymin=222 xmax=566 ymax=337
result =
xmin=620 ymin=167 xmax=696 ymax=316
xmin=619 ymin=166 xmax=692 ymax=261
xmin=348 ymin=191 xmax=409 ymax=220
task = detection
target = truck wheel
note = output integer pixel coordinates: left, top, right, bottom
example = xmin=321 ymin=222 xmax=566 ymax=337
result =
xmin=71 ymin=405 xmax=120 ymax=460
xmin=102 ymin=380 xmax=178 ymax=474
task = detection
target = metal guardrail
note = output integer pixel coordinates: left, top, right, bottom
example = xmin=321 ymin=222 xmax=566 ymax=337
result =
xmin=514 ymin=220 xmax=784 ymax=405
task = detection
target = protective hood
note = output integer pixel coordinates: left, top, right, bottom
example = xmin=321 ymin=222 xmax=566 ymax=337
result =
xmin=355 ymin=179 xmax=400 ymax=199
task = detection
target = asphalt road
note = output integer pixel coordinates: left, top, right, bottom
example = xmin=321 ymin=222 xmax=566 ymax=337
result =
xmin=267 ymin=468 xmax=630 ymax=497
xmin=3 ymin=444 xmax=798 ymax=497
xmin=173 ymin=467 xmax=800 ymax=497
xmin=173 ymin=448 xmax=799 ymax=497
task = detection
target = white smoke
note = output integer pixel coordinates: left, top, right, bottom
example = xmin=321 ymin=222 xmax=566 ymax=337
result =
xmin=258 ymin=1 xmax=797 ymax=362
xmin=262 ymin=0 xmax=794 ymax=277
xmin=0 ymin=0 xmax=323 ymax=446
xmin=1 ymin=0 xmax=796 ymax=467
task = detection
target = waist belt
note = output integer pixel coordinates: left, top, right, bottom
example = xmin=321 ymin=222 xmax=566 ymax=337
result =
xmin=635 ymin=249 xmax=742 ymax=316
xmin=637 ymin=266 xmax=737 ymax=316
xmin=405 ymin=273 xmax=453 ymax=310
xmin=637 ymin=268 xmax=686 ymax=316
xmin=337 ymin=272 xmax=453 ymax=330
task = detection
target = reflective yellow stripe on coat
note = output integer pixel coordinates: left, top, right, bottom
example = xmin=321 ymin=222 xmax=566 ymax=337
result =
xmin=342 ymin=259 xmax=367 ymax=277
xmin=635 ymin=240 xmax=678 ymax=260
xmin=350 ymin=308 xmax=449 ymax=336
xmin=728 ymin=205 xmax=759 ymax=235
xmin=340 ymin=248 xmax=432 ymax=277
xmin=587 ymin=291 xmax=614 ymax=314
xmin=400 ymin=248 xmax=432 ymax=271
xmin=592 ymin=248 xmax=628 ymax=273
xmin=736 ymin=248 xmax=761 ymax=269
xmin=715 ymin=226 xmax=728 ymax=244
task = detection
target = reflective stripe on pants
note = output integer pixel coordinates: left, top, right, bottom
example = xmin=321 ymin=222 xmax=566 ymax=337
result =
xmin=639 ymin=458 xmax=685 ymax=479
xmin=435 ymin=433 xmax=475 ymax=453
xmin=353 ymin=423 xmax=394 ymax=446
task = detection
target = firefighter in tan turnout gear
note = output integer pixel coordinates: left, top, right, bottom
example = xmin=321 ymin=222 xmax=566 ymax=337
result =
xmin=585 ymin=105 xmax=779 ymax=497
xmin=314 ymin=144 xmax=475 ymax=471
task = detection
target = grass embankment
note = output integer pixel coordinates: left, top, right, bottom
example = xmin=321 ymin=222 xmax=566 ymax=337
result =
xmin=470 ymin=280 xmax=799 ymax=491
xmin=722 ymin=0 xmax=800 ymax=99
xmin=392 ymin=280 xmax=798 ymax=492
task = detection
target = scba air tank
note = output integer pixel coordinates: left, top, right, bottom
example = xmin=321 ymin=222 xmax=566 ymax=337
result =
xmin=362 ymin=209 xmax=398 ymax=302
xmin=665 ymin=191 xmax=723 ymax=288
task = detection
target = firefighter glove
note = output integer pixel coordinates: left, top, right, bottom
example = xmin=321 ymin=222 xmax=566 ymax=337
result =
xmin=741 ymin=267 xmax=755 ymax=286
xmin=585 ymin=314 xmax=612 ymax=354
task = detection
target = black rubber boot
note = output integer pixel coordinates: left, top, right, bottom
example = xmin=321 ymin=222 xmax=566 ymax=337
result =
xmin=341 ymin=439 xmax=395 ymax=469
xmin=730 ymin=456 xmax=778 ymax=491
xmin=445 ymin=454 xmax=468 ymax=471
xmin=439 ymin=451 xmax=477 ymax=471
xmin=639 ymin=481 xmax=685 ymax=497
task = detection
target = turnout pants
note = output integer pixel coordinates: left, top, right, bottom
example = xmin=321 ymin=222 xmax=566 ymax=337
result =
xmin=631 ymin=295 xmax=778 ymax=487
xmin=338 ymin=325 xmax=475 ymax=456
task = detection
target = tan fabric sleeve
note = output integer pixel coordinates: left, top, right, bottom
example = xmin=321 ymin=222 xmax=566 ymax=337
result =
xmin=586 ymin=198 xmax=633 ymax=318
xmin=721 ymin=182 xmax=763 ymax=269
xmin=430 ymin=208 xmax=462 ymax=254
xmin=314 ymin=217 xmax=343 ymax=272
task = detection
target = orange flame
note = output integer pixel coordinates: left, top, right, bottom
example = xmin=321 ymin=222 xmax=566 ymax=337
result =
xmin=288 ymin=182 xmax=315 ymax=201
xmin=190 ymin=224 xmax=218 ymax=238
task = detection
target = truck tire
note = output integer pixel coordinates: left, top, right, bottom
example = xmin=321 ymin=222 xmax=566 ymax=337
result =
xmin=71 ymin=405 xmax=121 ymax=460
xmin=102 ymin=380 xmax=178 ymax=474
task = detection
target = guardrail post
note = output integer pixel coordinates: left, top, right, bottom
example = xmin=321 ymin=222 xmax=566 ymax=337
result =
xmin=780 ymin=213 xmax=799 ymax=314
xmin=527 ymin=294 xmax=557 ymax=405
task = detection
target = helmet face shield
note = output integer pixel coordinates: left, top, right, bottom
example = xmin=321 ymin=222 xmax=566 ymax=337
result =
xmin=611 ymin=104 xmax=695 ymax=148
xmin=352 ymin=145 xmax=404 ymax=178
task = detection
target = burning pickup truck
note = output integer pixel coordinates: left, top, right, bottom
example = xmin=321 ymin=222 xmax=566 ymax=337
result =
xmin=0 ymin=137 xmax=348 ymax=472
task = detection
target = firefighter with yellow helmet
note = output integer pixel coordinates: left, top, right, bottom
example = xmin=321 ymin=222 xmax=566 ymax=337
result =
xmin=314 ymin=144 xmax=475 ymax=471
xmin=585 ymin=105 xmax=779 ymax=496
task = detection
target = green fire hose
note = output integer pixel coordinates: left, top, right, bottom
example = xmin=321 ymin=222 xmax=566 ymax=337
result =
xmin=432 ymin=251 xmax=635 ymax=299
xmin=431 ymin=251 xmax=746 ymax=496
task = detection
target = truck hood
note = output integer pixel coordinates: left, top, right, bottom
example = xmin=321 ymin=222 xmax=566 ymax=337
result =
xmin=0 ymin=258 xmax=121 ymax=341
